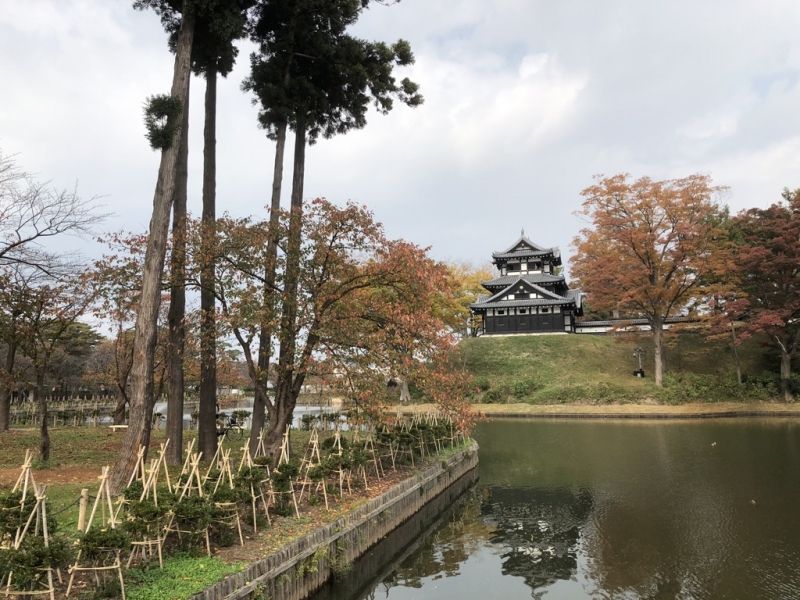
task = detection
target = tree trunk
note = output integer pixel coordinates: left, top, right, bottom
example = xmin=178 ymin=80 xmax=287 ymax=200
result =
xmin=399 ymin=378 xmax=411 ymax=404
xmin=198 ymin=65 xmax=218 ymax=462
xmin=249 ymin=120 xmax=287 ymax=453
xmin=264 ymin=121 xmax=306 ymax=458
xmin=166 ymin=75 xmax=190 ymax=465
xmin=0 ymin=338 xmax=17 ymax=432
xmin=36 ymin=371 xmax=49 ymax=462
xmin=113 ymin=388 xmax=128 ymax=425
xmin=653 ymin=318 xmax=664 ymax=387
xmin=109 ymin=6 xmax=194 ymax=492
xmin=780 ymin=347 xmax=794 ymax=403
xmin=730 ymin=320 xmax=742 ymax=386
xmin=263 ymin=389 xmax=295 ymax=460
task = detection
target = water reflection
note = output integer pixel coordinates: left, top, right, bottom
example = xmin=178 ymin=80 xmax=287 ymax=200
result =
xmin=384 ymin=489 xmax=489 ymax=589
xmin=312 ymin=418 xmax=800 ymax=600
xmin=485 ymin=486 xmax=592 ymax=594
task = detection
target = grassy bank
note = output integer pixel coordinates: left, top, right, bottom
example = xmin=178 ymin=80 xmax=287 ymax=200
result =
xmin=459 ymin=332 xmax=797 ymax=404
xmin=0 ymin=426 xmax=471 ymax=599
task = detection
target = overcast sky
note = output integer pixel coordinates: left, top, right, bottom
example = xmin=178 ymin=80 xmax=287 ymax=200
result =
xmin=2 ymin=1 xmax=800 ymax=273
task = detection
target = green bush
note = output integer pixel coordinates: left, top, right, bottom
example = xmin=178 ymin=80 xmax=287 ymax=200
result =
xmin=475 ymin=377 xmax=491 ymax=392
xmin=483 ymin=386 xmax=508 ymax=403
xmin=0 ymin=534 xmax=72 ymax=589
xmin=79 ymin=526 xmax=130 ymax=561
xmin=0 ymin=490 xmax=36 ymax=537
xmin=534 ymin=382 xmax=636 ymax=404
xmin=657 ymin=372 xmax=779 ymax=404
xmin=511 ymin=378 xmax=541 ymax=399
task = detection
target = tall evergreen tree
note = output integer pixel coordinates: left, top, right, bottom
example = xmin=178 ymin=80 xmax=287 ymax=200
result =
xmin=110 ymin=0 xmax=195 ymax=491
xmin=191 ymin=0 xmax=252 ymax=462
xmin=130 ymin=0 xmax=252 ymax=464
xmin=165 ymin=88 xmax=189 ymax=465
xmin=243 ymin=0 xmax=422 ymax=456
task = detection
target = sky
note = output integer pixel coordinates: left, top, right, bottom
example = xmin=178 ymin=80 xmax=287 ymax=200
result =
xmin=2 ymin=0 xmax=800 ymax=274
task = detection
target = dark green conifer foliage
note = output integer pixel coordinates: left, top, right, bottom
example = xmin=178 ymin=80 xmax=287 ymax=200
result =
xmin=242 ymin=0 xmax=423 ymax=458
xmin=136 ymin=0 xmax=253 ymax=463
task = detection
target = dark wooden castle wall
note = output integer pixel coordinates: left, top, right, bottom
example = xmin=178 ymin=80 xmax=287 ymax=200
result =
xmin=484 ymin=312 xmax=567 ymax=334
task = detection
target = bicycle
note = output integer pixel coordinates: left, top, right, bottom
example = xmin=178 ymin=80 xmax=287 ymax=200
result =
xmin=216 ymin=413 xmax=244 ymax=441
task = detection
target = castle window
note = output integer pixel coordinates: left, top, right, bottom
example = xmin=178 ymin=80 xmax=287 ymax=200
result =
xmin=542 ymin=308 xmax=550 ymax=313
xmin=507 ymin=294 xmax=515 ymax=300
xmin=497 ymin=310 xmax=506 ymax=315
xmin=519 ymin=308 xmax=527 ymax=314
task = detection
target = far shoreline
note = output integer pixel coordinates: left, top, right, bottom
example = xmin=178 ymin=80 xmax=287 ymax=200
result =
xmin=397 ymin=402 xmax=800 ymax=420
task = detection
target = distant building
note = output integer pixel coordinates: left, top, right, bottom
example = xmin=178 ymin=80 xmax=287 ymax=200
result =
xmin=470 ymin=231 xmax=583 ymax=335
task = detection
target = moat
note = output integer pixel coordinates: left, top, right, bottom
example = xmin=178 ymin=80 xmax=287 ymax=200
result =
xmin=315 ymin=418 xmax=800 ymax=599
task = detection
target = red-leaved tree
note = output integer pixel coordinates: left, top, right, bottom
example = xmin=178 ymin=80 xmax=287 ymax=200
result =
xmin=732 ymin=189 xmax=800 ymax=402
xmin=572 ymin=174 xmax=727 ymax=386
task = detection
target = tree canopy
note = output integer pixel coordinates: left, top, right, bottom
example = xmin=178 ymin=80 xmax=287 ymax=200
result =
xmin=572 ymin=173 xmax=727 ymax=385
xmin=244 ymin=0 xmax=422 ymax=142
xmin=730 ymin=189 xmax=800 ymax=401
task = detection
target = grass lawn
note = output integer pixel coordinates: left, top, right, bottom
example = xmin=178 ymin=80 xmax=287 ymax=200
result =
xmin=0 ymin=425 xmax=467 ymax=599
xmin=0 ymin=427 xmax=318 ymax=540
xmin=459 ymin=331 xmax=791 ymax=404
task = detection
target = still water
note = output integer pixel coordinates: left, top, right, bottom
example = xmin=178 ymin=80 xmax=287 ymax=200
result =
xmin=317 ymin=418 xmax=800 ymax=599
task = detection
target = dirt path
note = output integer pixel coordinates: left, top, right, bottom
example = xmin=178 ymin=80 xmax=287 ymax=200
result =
xmin=0 ymin=466 xmax=99 ymax=486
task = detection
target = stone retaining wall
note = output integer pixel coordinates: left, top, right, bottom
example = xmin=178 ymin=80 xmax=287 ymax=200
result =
xmin=191 ymin=442 xmax=479 ymax=600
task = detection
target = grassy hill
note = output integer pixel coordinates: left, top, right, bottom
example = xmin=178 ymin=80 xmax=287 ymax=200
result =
xmin=459 ymin=333 xmax=794 ymax=404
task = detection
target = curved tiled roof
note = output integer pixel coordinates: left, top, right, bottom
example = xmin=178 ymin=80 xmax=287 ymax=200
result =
xmin=470 ymin=297 xmax=576 ymax=309
xmin=492 ymin=248 xmax=560 ymax=260
xmin=482 ymin=273 xmax=565 ymax=288
xmin=469 ymin=278 xmax=579 ymax=310
xmin=498 ymin=233 xmax=548 ymax=254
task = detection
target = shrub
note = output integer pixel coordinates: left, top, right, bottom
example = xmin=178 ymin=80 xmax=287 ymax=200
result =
xmin=79 ymin=526 xmax=130 ymax=561
xmin=483 ymin=386 xmax=508 ymax=403
xmin=0 ymin=490 xmax=36 ymax=537
xmin=658 ymin=372 xmax=779 ymax=404
xmin=0 ymin=535 xmax=72 ymax=590
xmin=511 ymin=378 xmax=541 ymax=399
xmin=475 ymin=377 xmax=491 ymax=392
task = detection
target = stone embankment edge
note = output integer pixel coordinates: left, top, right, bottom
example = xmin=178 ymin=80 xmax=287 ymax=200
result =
xmin=191 ymin=441 xmax=479 ymax=600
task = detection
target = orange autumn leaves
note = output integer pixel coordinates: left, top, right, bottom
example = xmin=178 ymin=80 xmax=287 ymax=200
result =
xmin=571 ymin=174 xmax=731 ymax=385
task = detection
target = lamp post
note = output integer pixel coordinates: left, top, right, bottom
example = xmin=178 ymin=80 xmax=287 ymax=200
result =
xmin=633 ymin=347 xmax=645 ymax=377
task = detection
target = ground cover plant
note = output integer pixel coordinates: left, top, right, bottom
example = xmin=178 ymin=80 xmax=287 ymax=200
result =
xmin=0 ymin=411 xmax=472 ymax=598
xmin=461 ymin=332 xmax=797 ymax=405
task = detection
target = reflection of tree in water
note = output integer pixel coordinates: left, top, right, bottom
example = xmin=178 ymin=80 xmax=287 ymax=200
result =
xmin=385 ymin=488 xmax=491 ymax=589
xmin=484 ymin=486 xmax=593 ymax=596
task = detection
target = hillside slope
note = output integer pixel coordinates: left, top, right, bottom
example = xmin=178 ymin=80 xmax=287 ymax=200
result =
xmin=459 ymin=333 xmax=791 ymax=404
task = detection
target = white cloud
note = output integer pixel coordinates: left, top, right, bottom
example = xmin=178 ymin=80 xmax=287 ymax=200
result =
xmin=2 ymin=0 xmax=800 ymax=266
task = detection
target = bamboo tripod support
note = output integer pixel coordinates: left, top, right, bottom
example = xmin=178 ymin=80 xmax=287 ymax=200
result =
xmin=330 ymin=430 xmax=352 ymax=498
xmin=162 ymin=453 xmax=211 ymax=557
xmin=125 ymin=443 xmax=173 ymax=569
xmin=2 ymin=461 xmax=56 ymax=600
xmin=65 ymin=466 xmax=125 ymax=600
xmin=273 ymin=429 xmax=300 ymax=518
xmin=210 ymin=449 xmax=244 ymax=546
xmin=296 ymin=429 xmax=329 ymax=510
xmin=237 ymin=444 xmax=272 ymax=533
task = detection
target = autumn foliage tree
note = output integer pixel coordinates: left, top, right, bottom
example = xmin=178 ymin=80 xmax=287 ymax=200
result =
xmin=443 ymin=263 xmax=495 ymax=337
xmin=210 ymin=199 xmax=472 ymax=456
xmin=572 ymin=174 xmax=727 ymax=386
xmin=14 ymin=275 xmax=97 ymax=460
xmin=730 ymin=189 xmax=800 ymax=402
xmin=91 ymin=232 xmax=174 ymax=423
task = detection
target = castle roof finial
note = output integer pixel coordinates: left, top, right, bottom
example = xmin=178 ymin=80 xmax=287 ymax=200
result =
xmin=521 ymin=227 xmax=525 ymax=237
